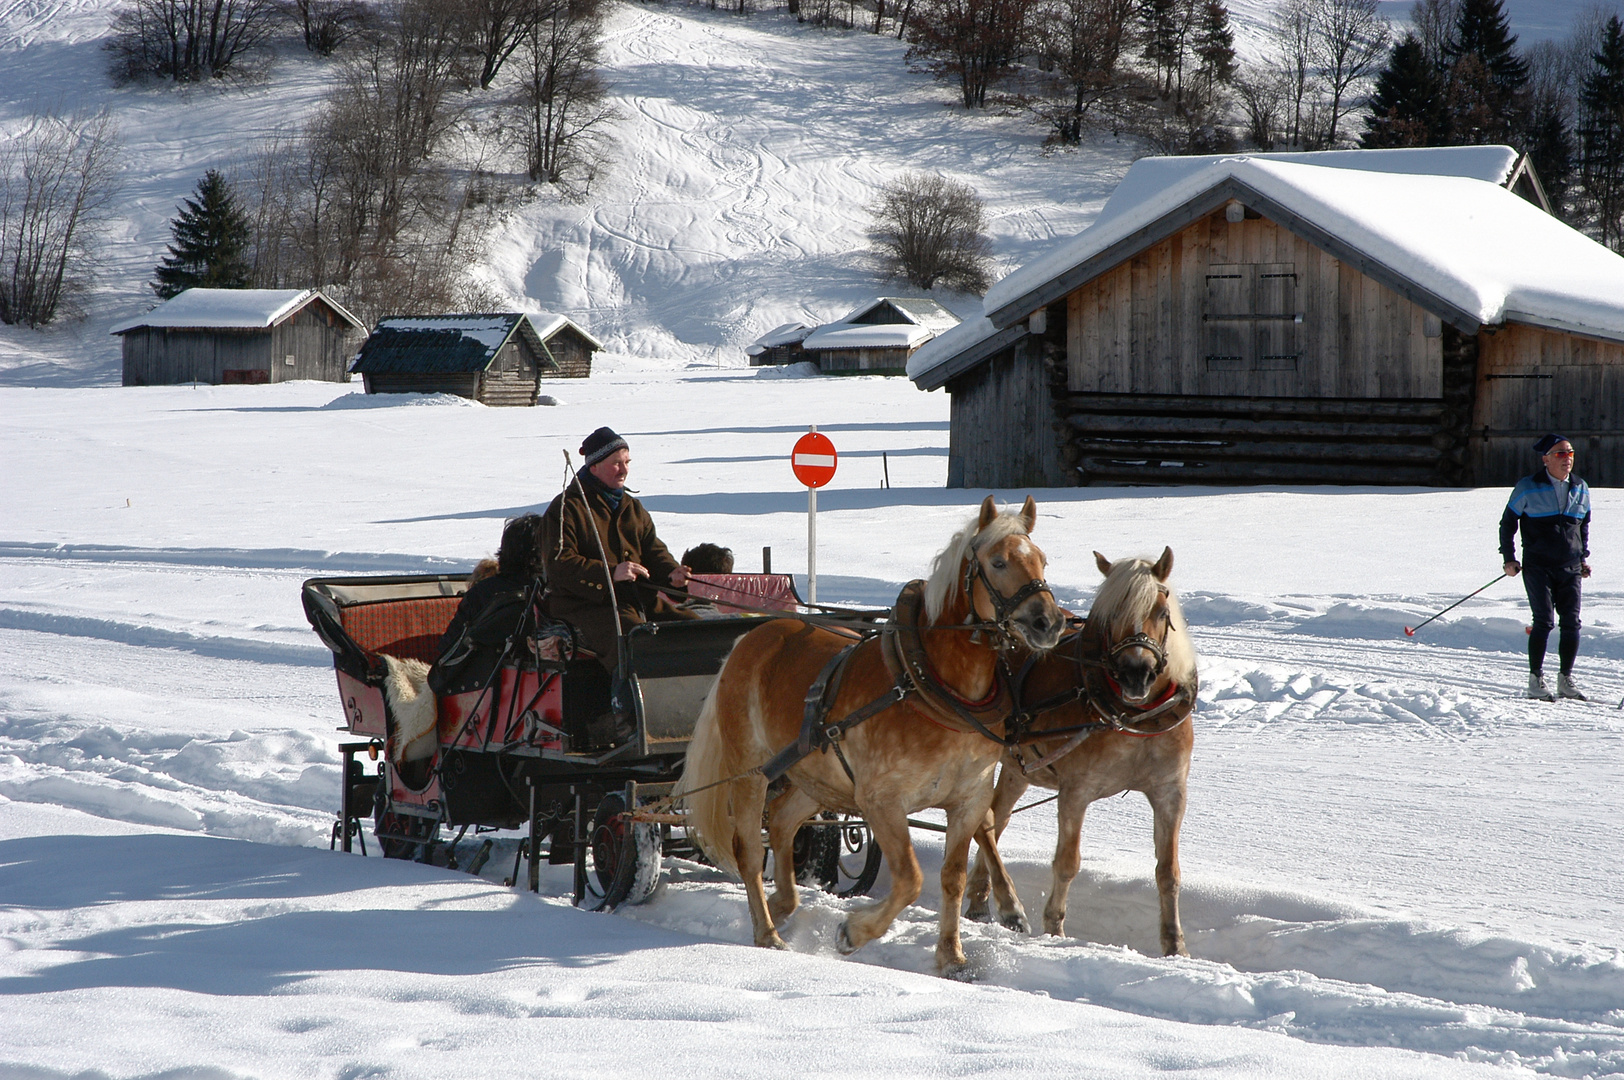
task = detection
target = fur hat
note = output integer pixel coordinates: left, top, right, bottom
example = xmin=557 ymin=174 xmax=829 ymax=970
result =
xmin=580 ymin=427 xmax=628 ymax=466
xmin=1533 ymin=433 xmax=1571 ymax=455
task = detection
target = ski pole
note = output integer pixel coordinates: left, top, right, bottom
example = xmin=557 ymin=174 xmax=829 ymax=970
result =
xmin=1403 ymin=573 xmax=1508 ymax=637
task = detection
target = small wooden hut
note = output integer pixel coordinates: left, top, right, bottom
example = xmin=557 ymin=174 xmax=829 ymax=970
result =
xmin=909 ymin=146 xmax=1624 ymax=488
xmin=790 ymin=298 xmax=959 ymax=374
xmin=351 ymin=313 xmax=601 ymax=406
xmin=114 ymin=289 xmax=364 ymax=386
xmin=745 ymin=323 xmax=812 ymax=365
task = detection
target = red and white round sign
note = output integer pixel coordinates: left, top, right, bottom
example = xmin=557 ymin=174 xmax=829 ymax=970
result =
xmin=791 ymin=431 xmax=838 ymax=489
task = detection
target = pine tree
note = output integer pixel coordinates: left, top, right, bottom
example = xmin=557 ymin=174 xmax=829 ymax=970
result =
xmin=1448 ymin=0 xmax=1527 ymax=99
xmin=1361 ymin=33 xmax=1445 ymax=147
xmin=1580 ymin=15 xmax=1624 ymax=248
xmin=1525 ymin=97 xmax=1574 ymax=218
xmin=1193 ymin=0 xmax=1236 ymax=107
xmin=152 ymin=170 xmax=253 ymax=300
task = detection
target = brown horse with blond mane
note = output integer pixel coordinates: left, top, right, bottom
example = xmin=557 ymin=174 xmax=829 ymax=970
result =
xmin=680 ymin=496 xmax=1064 ymax=976
xmin=967 ymin=546 xmax=1198 ymax=956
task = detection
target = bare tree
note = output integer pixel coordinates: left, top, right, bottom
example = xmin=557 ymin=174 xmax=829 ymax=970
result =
xmin=467 ymin=0 xmax=549 ymax=89
xmin=106 ymin=0 xmax=280 ymax=81
xmin=1028 ymin=0 xmax=1138 ymax=143
xmin=906 ymin=0 xmax=1031 ymax=108
xmin=0 ymin=111 xmax=122 ymax=327
xmin=1312 ymin=0 xmax=1390 ymax=145
xmin=1410 ymin=0 xmax=1458 ymax=68
xmin=515 ymin=0 xmax=615 ymax=187
xmin=871 ymin=171 xmax=992 ymax=292
xmin=1233 ymin=61 xmax=1291 ymax=148
xmin=1270 ymin=0 xmax=1318 ymax=146
xmin=292 ymin=0 xmax=369 ymax=54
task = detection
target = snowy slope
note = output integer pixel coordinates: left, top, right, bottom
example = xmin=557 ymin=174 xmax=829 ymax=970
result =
xmin=3 ymin=372 xmax=1624 ymax=1077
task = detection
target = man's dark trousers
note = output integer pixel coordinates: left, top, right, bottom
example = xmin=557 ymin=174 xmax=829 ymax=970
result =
xmin=1524 ymin=563 xmax=1582 ymax=675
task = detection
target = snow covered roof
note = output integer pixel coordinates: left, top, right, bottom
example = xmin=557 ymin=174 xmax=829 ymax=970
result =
xmin=910 ymin=152 xmax=1624 ymax=390
xmin=745 ymin=322 xmax=812 ymax=357
xmin=802 ymin=322 xmax=934 ymax=351
xmin=110 ymin=289 xmax=362 ymax=333
xmin=843 ymin=296 xmax=961 ymax=333
xmin=352 ymin=313 xmax=600 ymax=375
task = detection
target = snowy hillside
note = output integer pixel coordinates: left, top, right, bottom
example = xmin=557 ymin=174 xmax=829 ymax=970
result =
xmin=0 ymin=0 xmax=1591 ymax=384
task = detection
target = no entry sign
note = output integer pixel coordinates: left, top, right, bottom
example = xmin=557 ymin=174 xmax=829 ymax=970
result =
xmin=791 ymin=431 xmax=838 ymax=488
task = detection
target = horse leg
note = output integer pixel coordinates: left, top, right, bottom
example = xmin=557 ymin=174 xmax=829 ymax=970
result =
xmin=972 ymin=816 xmax=1030 ymax=934
xmin=1149 ymin=780 xmax=1189 ymax=957
xmin=837 ymin=805 xmax=921 ymax=957
xmin=765 ymin=784 xmax=822 ymax=924
xmin=731 ymin=774 xmax=788 ymax=950
xmin=966 ymin=766 xmax=1029 ymax=923
xmin=934 ymin=804 xmax=985 ymax=977
xmin=1042 ymin=789 xmax=1088 ymax=936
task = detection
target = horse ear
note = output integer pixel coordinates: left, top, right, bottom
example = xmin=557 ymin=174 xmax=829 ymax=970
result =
xmin=1094 ymin=551 xmax=1112 ymax=576
xmin=978 ymin=494 xmax=997 ymax=530
xmin=1152 ymin=546 xmax=1174 ymax=581
xmin=1019 ymin=495 xmax=1037 ymax=533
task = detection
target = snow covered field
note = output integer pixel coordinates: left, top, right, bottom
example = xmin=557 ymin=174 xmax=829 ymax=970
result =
xmin=3 ymin=368 xmax=1624 ymax=1078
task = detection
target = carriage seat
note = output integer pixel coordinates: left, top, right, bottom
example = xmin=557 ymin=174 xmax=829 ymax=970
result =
xmin=685 ymin=573 xmax=801 ymax=614
xmin=339 ymin=596 xmax=463 ymax=666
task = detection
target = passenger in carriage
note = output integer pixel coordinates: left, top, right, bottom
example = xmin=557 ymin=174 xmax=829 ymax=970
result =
xmin=539 ymin=426 xmax=695 ymax=661
xmin=427 ymin=513 xmax=548 ymax=696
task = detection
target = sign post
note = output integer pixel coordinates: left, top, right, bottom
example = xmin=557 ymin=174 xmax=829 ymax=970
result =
xmin=791 ymin=427 xmax=837 ymax=604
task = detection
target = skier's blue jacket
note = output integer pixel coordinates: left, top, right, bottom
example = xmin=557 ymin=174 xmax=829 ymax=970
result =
xmin=1499 ymin=470 xmax=1590 ymax=570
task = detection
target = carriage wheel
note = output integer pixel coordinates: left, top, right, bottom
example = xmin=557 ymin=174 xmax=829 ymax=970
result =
xmin=585 ymin=793 xmax=662 ymax=910
xmin=786 ymin=814 xmax=882 ymax=897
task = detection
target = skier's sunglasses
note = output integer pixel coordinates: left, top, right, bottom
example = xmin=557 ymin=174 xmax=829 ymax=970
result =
xmin=1546 ymin=449 xmax=1575 ymax=458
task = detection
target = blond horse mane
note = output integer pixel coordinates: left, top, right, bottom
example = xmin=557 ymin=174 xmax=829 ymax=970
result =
xmin=922 ymin=507 xmax=1032 ymax=623
xmin=1090 ymin=558 xmax=1198 ymax=685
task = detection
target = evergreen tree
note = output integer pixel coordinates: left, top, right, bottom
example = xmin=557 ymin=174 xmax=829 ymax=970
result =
xmin=1361 ymin=33 xmax=1445 ymax=147
xmin=1525 ymin=97 xmax=1574 ymax=218
xmin=1448 ymin=0 xmax=1527 ymax=98
xmin=1580 ymin=15 xmax=1624 ymax=248
xmin=1193 ymin=0 xmax=1236 ymax=106
xmin=152 ymin=170 xmax=253 ymax=300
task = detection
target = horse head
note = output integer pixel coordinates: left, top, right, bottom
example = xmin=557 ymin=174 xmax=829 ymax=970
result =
xmin=1090 ymin=546 xmax=1188 ymax=703
xmin=961 ymin=495 xmax=1063 ymax=652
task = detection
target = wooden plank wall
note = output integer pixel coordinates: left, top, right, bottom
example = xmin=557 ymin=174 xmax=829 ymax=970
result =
xmin=1473 ymin=323 xmax=1624 ymax=486
xmin=1065 ymin=211 xmax=1442 ymax=400
xmin=269 ymin=304 xmax=359 ymax=383
xmin=122 ymin=329 xmax=273 ymax=385
xmin=541 ymin=330 xmax=594 ymax=377
xmin=814 ymin=346 xmax=909 ymax=373
xmin=364 ymin=373 xmax=482 ymax=397
xmin=947 ymin=316 xmax=1070 ymax=489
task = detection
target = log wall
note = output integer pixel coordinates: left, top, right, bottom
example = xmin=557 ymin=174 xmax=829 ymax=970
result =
xmin=121 ymin=300 xmax=359 ymax=387
xmin=540 ymin=328 xmax=594 ymax=378
xmin=1473 ymin=323 xmax=1624 ymax=487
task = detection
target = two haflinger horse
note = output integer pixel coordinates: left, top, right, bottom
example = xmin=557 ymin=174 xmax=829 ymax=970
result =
xmin=678 ymin=496 xmax=1197 ymax=976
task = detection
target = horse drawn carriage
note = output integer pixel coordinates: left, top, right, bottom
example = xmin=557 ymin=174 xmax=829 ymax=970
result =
xmin=301 ymin=570 xmax=886 ymax=909
xmin=303 ymin=498 xmax=1198 ymax=973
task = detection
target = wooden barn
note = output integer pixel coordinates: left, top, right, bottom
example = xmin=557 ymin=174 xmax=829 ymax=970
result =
xmin=908 ymin=146 xmax=1624 ymax=488
xmin=351 ymin=313 xmax=601 ymax=406
xmin=114 ymin=288 xmax=363 ymax=386
xmin=790 ymin=298 xmax=959 ymax=374
xmin=745 ymin=322 xmax=812 ymax=365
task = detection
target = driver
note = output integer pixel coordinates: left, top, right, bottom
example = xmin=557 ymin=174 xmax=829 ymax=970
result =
xmin=540 ymin=427 xmax=691 ymax=659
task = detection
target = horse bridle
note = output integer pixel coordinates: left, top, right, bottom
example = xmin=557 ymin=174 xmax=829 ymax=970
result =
xmin=961 ymin=542 xmax=1053 ymax=649
xmin=1101 ymin=583 xmax=1173 ymax=687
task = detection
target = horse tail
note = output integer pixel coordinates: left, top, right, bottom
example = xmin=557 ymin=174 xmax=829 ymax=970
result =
xmin=678 ymin=675 xmax=743 ymax=877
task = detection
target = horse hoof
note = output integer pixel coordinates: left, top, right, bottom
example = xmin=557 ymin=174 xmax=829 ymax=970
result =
xmin=964 ymin=903 xmax=992 ymax=924
xmin=938 ymin=958 xmax=975 ymax=982
xmin=1001 ymin=911 xmax=1031 ymax=934
xmin=835 ymin=922 xmax=860 ymax=955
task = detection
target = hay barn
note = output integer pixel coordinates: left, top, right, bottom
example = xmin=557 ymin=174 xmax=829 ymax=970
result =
xmin=755 ymin=298 xmax=959 ymax=374
xmin=114 ymin=288 xmax=363 ymax=386
xmin=909 ymin=146 xmax=1624 ymax=489
xmin=351 ymin=313 xmax=601 ymax=406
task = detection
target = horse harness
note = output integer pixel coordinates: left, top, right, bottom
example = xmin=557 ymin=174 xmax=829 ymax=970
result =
xmin=1011 ymin=605 xmax=1197 ymax=775
xmin=760 ymin=576 xmax=1037 ymax=784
